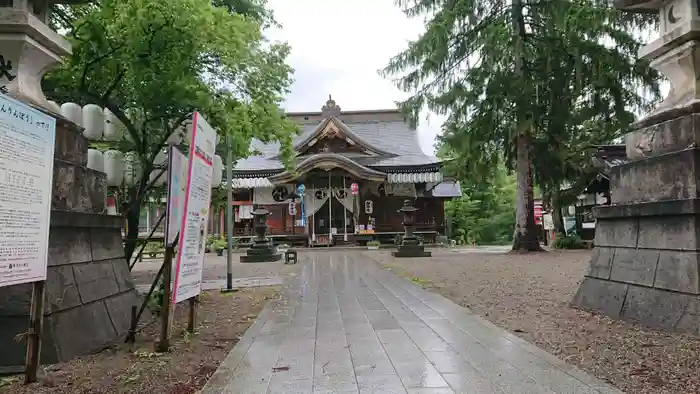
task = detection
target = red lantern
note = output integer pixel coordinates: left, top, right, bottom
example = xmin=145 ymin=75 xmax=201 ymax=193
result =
xmin=350 ymin=182 xmax=359 ymax=195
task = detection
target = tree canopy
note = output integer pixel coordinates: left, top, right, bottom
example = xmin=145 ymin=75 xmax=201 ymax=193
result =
xmin=383 ymin=0 xmax=660 ymax=250
xmin=45 ymin=0 xmax=297 ymax=260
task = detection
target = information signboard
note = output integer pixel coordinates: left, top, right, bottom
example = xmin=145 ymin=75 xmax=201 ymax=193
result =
xmin=164 ymin=145 xmax=188 ymax=247
xmin=0 ymin=94 xmax=56 ymax=287
xmin=171 ymin=112 xmax=217 ymax=303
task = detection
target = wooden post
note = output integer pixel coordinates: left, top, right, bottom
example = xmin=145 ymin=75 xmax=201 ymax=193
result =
xmin=24 ymin=280 xmax=46 ymax=384
xmin=156 ymin=245 xmax=174 ymax=352
xmin=126 ymin=305 xmax=137 ymax=343
xmin=187 ymin=296 xmax=198 ymax=333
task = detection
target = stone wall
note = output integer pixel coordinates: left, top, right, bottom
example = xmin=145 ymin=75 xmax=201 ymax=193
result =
xmin=0 ymin=115 xmax=144 ymax=367
xmin=572 ymin=116 xmax=700 ymax=334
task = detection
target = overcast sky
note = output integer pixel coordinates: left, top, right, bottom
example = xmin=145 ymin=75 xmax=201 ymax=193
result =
xmin=265 ymin=0 xmax=444 ymax=156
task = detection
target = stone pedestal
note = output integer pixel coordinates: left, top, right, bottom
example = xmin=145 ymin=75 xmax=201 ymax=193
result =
xmin=240 ymin=239 xmax=281 ymax=263
xmin=0 ymin=116 xmax=144 ymax=367
xmin=572 ymin=108 xmax=700 ymax=334
xmin=392 ymin=240 xmax=431 ymax=258
xmin=240 ymin=207 xmax=281 ymax=263
xmin=572 ymin=0 xmax=700 ymax=334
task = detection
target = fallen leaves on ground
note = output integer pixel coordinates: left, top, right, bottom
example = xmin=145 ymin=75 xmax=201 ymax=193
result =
xmin=1 ymin=287 xmax=281 ymax=394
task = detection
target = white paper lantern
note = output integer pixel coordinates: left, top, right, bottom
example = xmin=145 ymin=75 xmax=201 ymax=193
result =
xmin=82 ymin=104 xmax=104 ymax=140
xmin=87 ymin=149 xmax=104 ymax=172
xmin=47 ymin=100 xmax=61 ymax=114
xmin=124 ymin=151 xmax=142 ymax=186
xmin=103 ymin=108 xmax=125 ymax=141
xmin=60 ymin=102 xmax=82 ymax=126
xmin=103 ymin=150 xmax=125 ymax=186
xmin=212 ymin=155 xmax=223 ymax=185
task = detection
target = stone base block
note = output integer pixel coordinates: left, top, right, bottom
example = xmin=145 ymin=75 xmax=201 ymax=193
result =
xmin=392 ymin=246 xmax=432 ymax=258
xmin=572 ymin=276 xmax=700 ymax=334
xmin=0 ymin=212 xmax=145 ymax=367
xmin=240 ymin=253 xmax=282 ymax=263
xmin=52 ymin=161 xmax=107 ymax=214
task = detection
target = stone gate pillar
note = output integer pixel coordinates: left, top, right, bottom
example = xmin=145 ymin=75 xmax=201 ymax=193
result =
xmin=0 ymin=1 xmax=144 ymax=367
xmin=572 ymin=0 xmax=700 ymax=333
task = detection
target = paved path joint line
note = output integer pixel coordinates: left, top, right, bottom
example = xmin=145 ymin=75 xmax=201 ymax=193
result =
xmin=202 ymin=252 xmax=623 ymax=394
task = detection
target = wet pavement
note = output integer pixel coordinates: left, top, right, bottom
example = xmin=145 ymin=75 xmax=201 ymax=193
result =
xmin=201 ymin=251 xmax=622 ymax=394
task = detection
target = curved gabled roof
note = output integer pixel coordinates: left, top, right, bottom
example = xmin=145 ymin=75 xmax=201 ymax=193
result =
xmin=267 ymin=153 xmax=387 ymax=184
xmin=235 ymin=111 xmax=440 ymax=173
xmin=289 ymin=117 xmax=394 ymax=157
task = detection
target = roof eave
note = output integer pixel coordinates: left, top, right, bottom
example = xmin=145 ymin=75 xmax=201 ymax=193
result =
xmin=267 ymin=153 xmax=387 ymax=184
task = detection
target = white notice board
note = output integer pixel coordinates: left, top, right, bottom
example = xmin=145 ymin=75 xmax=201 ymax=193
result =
xmin=171 ymin=112 xmax=217 ymax=303
xmin=164 ymin=145 xmax=188 ymax=247
xmin=0 ymin=94 xmax=56 ymax=287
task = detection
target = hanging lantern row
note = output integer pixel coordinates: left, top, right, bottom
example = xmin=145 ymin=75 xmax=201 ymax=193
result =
xmin=86 ymin=148 xmax=224 ymax=187
xmin=51 ymin=101 xmax=126 ymax=142
xmin=50 ymin=101 xmax=220 ymax=146
xmin=51 ymin=101 xmax=224 ymax=188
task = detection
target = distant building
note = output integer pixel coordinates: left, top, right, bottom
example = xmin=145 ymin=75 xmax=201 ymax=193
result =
xmin=229 ymin=97 xmax=462 ymax=246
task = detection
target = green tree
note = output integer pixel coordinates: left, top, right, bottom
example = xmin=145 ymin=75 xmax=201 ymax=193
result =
xmin=45 ymin=0 xmax=297 ymax=261
xmin=445 ymin=164 xmax=516 ymax=245
xmin=383 ymin=0 xmax=659 ymax=252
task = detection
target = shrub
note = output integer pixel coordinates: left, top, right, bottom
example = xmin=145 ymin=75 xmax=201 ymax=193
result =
xmin=147 ymin=281 xmax=164 ymax=315
xmin=212 ymin=238 xmax=228 ymax=251
xmin=553 ymin=234 xmax=585 ymax=249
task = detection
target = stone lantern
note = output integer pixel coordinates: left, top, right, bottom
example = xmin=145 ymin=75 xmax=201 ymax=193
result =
xmin=392 ymin=199 xmax=431 ymax=258
xmin=0 ymin=0 xmax=81 ymax=111
xmin=571 ymin=0 xmax=700 ymax=333
xmin=240 ymin=206 xmax=282 ymax=263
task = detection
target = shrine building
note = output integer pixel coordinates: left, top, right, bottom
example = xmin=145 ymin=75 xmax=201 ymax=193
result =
xmin=230 ymin=97 xmax=461 ymax=246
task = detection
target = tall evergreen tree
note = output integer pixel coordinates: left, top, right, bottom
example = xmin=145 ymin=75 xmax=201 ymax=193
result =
xmin=383 ymin=0 xmax=659 ymax=251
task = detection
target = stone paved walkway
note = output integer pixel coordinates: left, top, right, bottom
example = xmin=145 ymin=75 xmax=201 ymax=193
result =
xmin=202 ymin=251 xmax=623 ymax=394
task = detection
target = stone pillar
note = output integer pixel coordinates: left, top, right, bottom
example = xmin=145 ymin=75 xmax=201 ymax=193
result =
xmin=0 ymin=0 xmax=144 ymax=367
xmin=0 ymin=117 xmax=146 ymax=367
xmin=0 ymin=1 xmax=78 ymax=112
xmin=572 ymin=0 xmax=700 ymax=333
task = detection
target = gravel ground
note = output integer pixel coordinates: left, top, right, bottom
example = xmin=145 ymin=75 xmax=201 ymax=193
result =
xmin=370 ymin=248 xmax=700 ymax=394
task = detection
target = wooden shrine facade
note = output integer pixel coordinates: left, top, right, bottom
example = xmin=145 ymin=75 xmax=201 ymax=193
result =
xmin=230 ymin=97 xmax=461 ymax=246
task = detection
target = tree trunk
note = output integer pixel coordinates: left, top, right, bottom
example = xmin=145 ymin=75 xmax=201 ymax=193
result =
xmin=123 ymin=168 xmax=151 ymax=263
xmin=510 ymin=0 xmax=542 ymax=252
xmin=512 ymin=133 xmax=542 ymax=251
xmin=552 ymin=190 xmax=566 ymax=235
xmin=124 ymin=204 xmax=141 ymax=263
